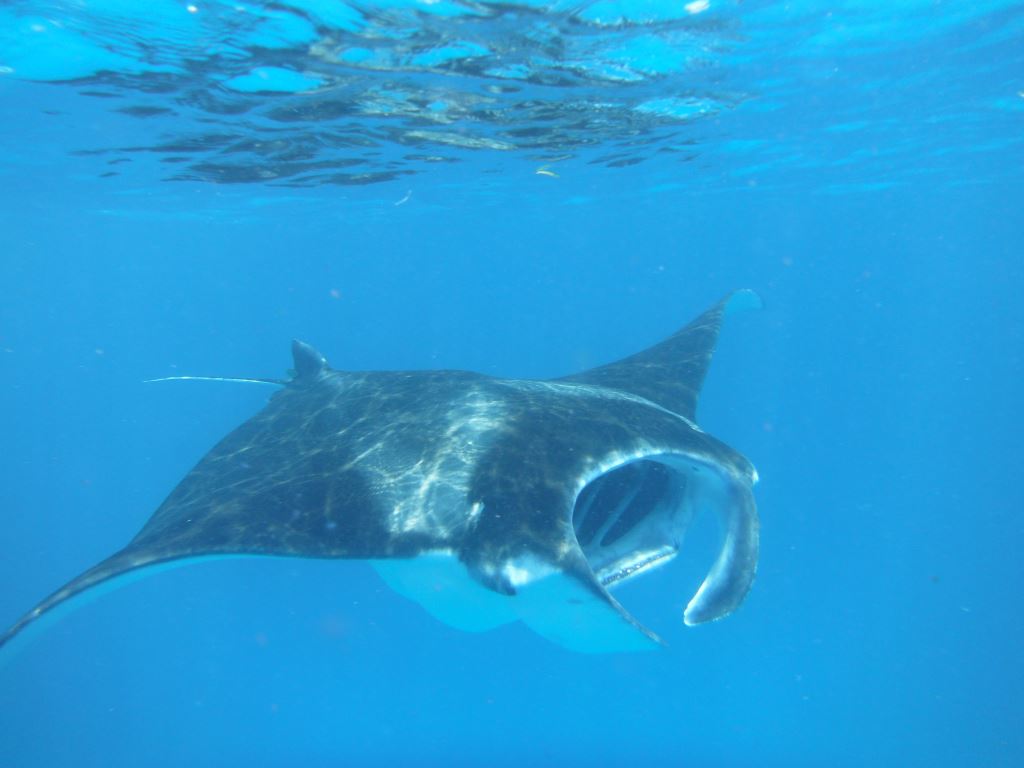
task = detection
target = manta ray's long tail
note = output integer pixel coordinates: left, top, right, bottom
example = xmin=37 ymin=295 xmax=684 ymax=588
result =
xmin=144 ymin=375 xmax=285 ymax=385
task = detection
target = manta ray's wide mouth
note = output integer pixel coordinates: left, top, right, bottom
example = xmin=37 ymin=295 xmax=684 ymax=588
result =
xmin=571 ymin=454 xmax=759 ymax=626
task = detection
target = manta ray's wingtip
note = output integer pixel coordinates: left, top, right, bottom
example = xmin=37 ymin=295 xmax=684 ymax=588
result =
xmin=0 ymin=549 xmax=175 ymax=666
xmin=723 ymin=288 xmax=764 ymax=314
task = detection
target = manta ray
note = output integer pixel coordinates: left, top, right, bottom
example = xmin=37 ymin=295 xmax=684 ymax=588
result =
xmin=1 ymin=291 xmax=762 ymax=654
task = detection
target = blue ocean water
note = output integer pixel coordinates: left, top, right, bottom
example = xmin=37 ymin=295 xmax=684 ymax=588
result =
xmin=1 ymin=1 xmax=1022 ymax=765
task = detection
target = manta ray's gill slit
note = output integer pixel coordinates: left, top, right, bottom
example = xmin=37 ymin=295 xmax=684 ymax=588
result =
xmin=573 ymin=462 xmax=643 ymax=545
xmin=571 ymin=458 xmax=691 ymax=586
xmin=600 ymin=463 xmax=674 ymax=547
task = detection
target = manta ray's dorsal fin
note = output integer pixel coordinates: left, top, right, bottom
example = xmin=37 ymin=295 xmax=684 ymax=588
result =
xmin=291 ymin=339 xmax=329 ymax=379
xmin=556 ymin=289 xmax=762 ymax=422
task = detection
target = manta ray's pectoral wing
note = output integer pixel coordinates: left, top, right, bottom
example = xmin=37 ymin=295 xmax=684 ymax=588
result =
xmin=0 ymin=339 xmax=371 ymax=657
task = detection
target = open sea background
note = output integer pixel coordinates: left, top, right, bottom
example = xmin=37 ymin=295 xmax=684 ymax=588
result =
xmin=0 ymin=1 xmax=1021 ymax=766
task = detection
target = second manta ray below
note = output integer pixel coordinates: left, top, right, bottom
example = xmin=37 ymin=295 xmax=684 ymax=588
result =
xmin=1 ymin=291 xmax=763 ymax=654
